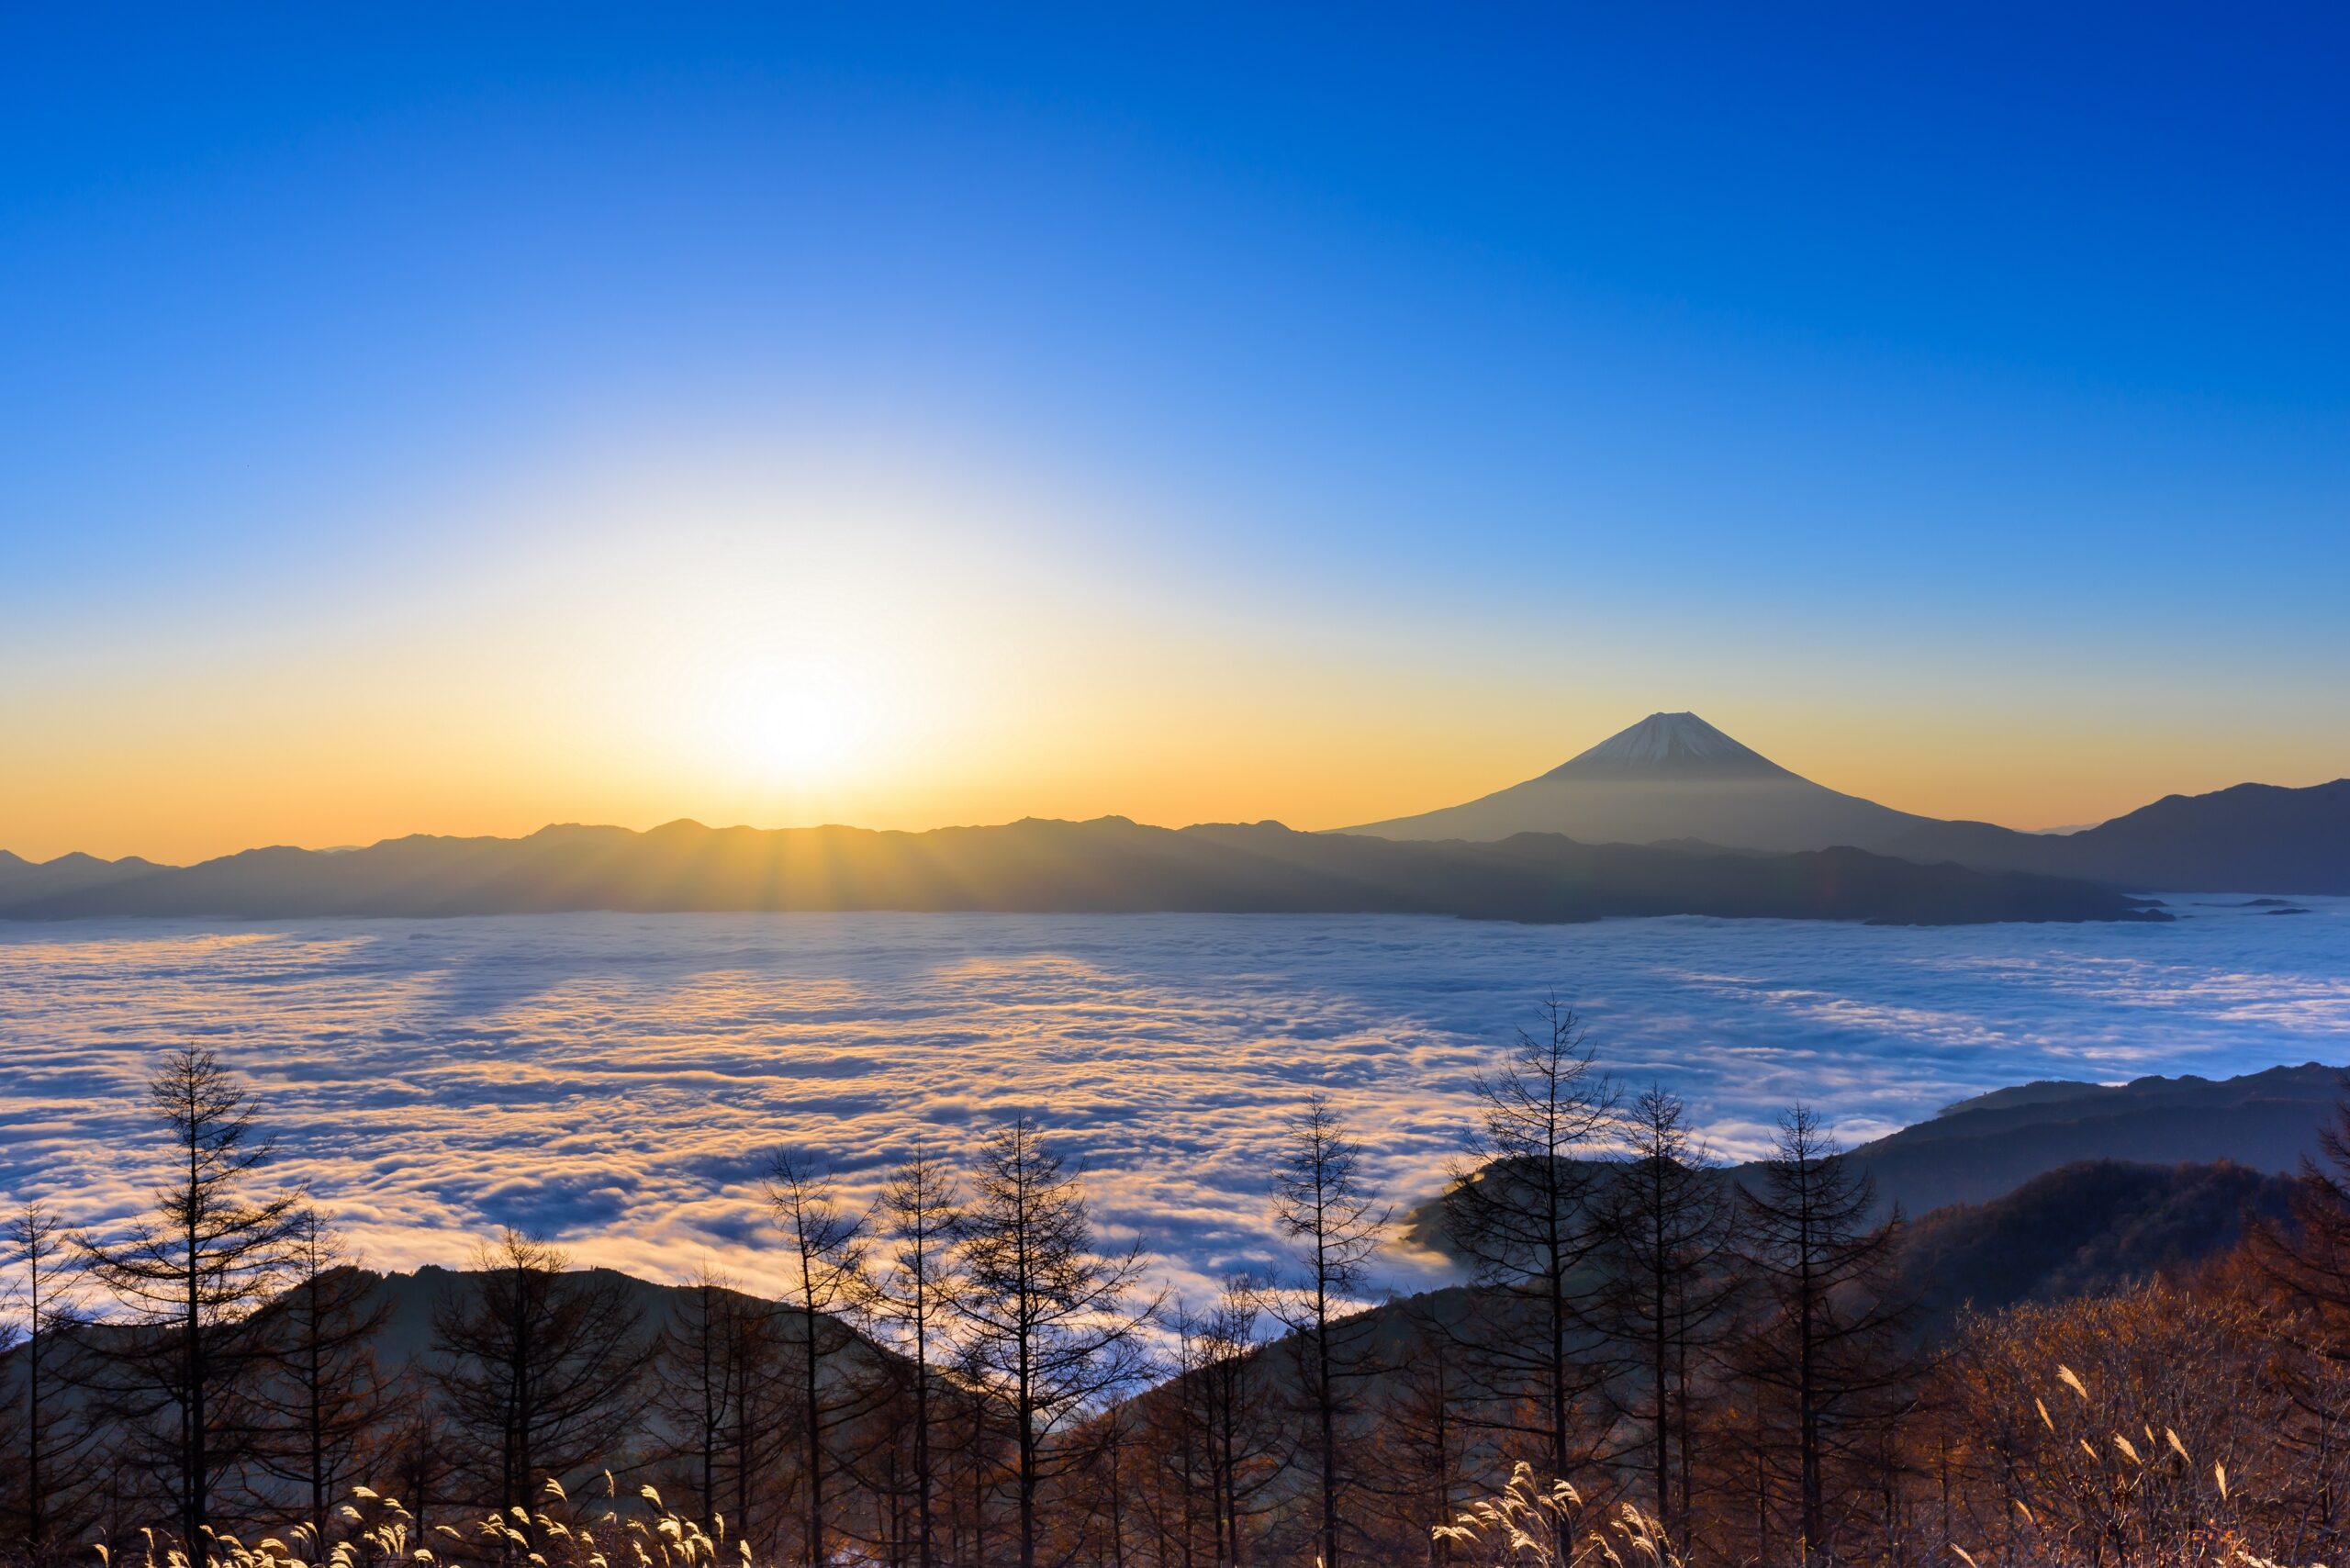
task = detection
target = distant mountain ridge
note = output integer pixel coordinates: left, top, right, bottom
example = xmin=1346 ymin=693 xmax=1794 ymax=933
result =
xmin=11 ymin=711 xmax=2344 ymax=905
xmin=0 ymin=814 xmax=2159 ymax=925
xmin=1878 ymin=779 xmax=2350 ymax=894
xmin=0 ymin=847 xmax=168 ymax=903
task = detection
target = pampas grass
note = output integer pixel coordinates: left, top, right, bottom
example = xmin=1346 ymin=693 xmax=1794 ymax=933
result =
xmin=1431 ymin=1462 xmax=1682 ymax=1568
xmin=95 ymin=1473 xmax=736 ymax=1568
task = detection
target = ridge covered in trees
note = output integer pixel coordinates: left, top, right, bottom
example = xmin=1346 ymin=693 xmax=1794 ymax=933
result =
xmin=5 ymin=1027 xmax=2345 ymax=1568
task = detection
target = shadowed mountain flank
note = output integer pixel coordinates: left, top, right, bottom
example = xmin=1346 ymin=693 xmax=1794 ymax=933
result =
xmin=1344 ymin=711 xmax=1933 ymax=853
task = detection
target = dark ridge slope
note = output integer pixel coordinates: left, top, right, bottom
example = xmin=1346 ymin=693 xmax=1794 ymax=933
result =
xmin=1893 ymin=1159 xmax=2300 ymax=1322
xmin=0 ymin=848 xmax=171 ymax=902
xmin=1842 ymin=1061 xmax=2341 ymax=1215
xmin=1881 ymin=778 xmax=2350 ymax=893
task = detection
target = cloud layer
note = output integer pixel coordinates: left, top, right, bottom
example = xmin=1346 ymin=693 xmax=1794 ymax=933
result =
xmin=5 ymin=902 xmax=2345 ymax=1305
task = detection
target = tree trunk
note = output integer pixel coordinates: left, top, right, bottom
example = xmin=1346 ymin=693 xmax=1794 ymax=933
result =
xmin=184 ymin=1130 xmax=207 ymax=1553
xmin=804 ymin=1303 xmax=825 ymax=1568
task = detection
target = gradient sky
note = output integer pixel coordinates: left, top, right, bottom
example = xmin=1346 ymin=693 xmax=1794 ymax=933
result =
xmin=6 ymin=5 xmax=2347 ymax=865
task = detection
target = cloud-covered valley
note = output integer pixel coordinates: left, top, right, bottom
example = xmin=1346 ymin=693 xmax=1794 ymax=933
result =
xmin=4 ymin=904 xmax=2345 ymax=1305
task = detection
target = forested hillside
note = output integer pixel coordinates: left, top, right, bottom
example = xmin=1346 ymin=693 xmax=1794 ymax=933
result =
xmin=6 ymin=1030 xmax=2344 ymax=1568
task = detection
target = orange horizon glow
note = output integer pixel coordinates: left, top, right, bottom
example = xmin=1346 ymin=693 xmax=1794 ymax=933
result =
xmin=11 ymin=696 xmax=2345 ymax=868
xmin=12 ymin=460 xmax=2346 ymax=869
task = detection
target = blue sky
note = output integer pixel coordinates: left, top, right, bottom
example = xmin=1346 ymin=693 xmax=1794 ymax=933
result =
xmin=4 ymin=5 xmax=2346 ymax=859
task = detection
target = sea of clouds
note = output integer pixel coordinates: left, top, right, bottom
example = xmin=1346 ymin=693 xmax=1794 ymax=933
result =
xmin=4 ymin=902 xmax=2347 ymax=1306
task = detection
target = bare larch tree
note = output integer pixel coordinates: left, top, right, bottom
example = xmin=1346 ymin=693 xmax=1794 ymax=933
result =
xmin=427 ymin=1230 xmax=648 ymax=1515
xmin=1591 ymin=1084 xmax=1744 ymax=1546
xmin=867 ymin=1145 xmax=968 ymax=1568
xmin=77 ymin=1047 xmax=304 ymax=1554
xmin=247 ymin=1207 xmax=391 ymax=1557
xmin=1733 ymin=1105 xmax=1915 ymax=1568
xmin=1440 ymin=999 xmax=1616 ymax=1552
xmin=1192 ymin=1282 xmax=1277 ymax=1568
xmin=1381 ymin=1301 xmax=1478 ymax=1568
xmin=1269 ymin=1092 xmax=1390 ymax=1568
xmin=957 ymin=1115 xmax=1157 ymax=1568
xmin=7 ymin=1201 xmax=95 ymax=1565
xmin=650 ymin=1262 xmax=781 ymax=1545
xmin=766 ymin=1151 xmax=874 ymax=1568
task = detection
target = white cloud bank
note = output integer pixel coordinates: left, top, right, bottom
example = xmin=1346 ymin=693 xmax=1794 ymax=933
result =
xmin=3 ymin=902 xmax=2344 ymax=1306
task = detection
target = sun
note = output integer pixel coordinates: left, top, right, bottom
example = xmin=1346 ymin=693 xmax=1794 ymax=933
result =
xmin=661 ymin=633 xmax=930 ymax=802
xmin=732 ymin=683 xmax=865 ymax=783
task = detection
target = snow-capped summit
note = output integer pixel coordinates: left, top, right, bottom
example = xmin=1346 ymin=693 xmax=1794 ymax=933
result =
xmin=1345 ymin=711 xmax=1930 ymax=853
xmin=1545 ymin=711 xmax=1790 ymax=780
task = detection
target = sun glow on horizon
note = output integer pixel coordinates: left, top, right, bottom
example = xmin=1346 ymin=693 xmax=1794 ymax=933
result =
xmin=7 ymin=446 xmax=2348 ymax=865
xmin=724 ymin=679 xmax=866 ymax=785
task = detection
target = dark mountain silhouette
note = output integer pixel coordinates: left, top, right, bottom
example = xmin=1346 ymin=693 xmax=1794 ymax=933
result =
xmin=1892 ymin=1158 xmax=2300 ymax=1323
xmin=0 ymin=848 xmax=167 ymax=902
xmin=1346 ymin=711 xmax=1932 ymax=852
xmin=37 ymin=1261 xmax=800 ymax=1375
xmin=1879 ymin=778 xmax=2350 ymax=893
xmin=13 ymin=711 xmax=2342 ymax=904
xmin=12 ymin=1261 xmax=907 ymax=1459
xmin=0 ymin=815 xmax=2161 ymax=925
xmin=1839 ymin=1061 xmax=2341 ymax=1215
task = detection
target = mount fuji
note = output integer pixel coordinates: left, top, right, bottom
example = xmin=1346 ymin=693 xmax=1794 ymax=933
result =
xmin=1346 ymin=711 xmax=1933 ymax=852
